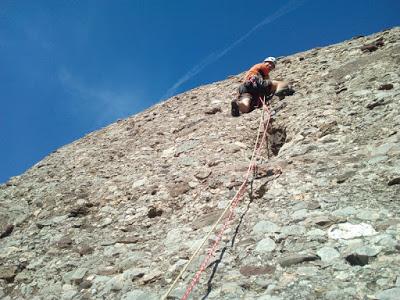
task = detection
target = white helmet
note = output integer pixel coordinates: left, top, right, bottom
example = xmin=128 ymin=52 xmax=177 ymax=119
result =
xmin=264 ymin=56 xmax=276 ymax=65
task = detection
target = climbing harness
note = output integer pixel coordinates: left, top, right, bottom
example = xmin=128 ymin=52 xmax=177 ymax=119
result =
xmin=161 ymin=97 xmax=271 ymax=300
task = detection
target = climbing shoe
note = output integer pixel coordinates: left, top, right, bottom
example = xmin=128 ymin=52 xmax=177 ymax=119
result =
xmin=231 ymin=100 xmax=240 ymax=117
xmin=275 ymin=87 xmax=295 ymax=100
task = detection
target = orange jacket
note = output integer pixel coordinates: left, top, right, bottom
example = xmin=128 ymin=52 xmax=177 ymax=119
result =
xmin=245 ymin=63 xmax=272 ymax=81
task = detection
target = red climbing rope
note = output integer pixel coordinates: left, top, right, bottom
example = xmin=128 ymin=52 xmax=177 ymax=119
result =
xmin=180 ymin=97 xmax=271 ymax=300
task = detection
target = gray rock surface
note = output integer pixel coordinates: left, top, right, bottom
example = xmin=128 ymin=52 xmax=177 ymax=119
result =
xmin=316 ymin=247 xmax=340 ymax=262
xmin=376 ymin=288 xmax=400 ymax=300
xmin=1 ymin=28 xmax=400 ymax=300
xmin=255 ymin=238 xmax=277 ymax=253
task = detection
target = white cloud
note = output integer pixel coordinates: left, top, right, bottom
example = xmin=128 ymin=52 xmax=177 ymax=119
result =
xmin=163 ymin=0 xmax=307 ymax=99
xmin=59 ymin=69 xmax=141 ymax=126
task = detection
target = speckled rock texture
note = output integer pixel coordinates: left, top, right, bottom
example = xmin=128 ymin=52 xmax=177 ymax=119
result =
xmin=1 ymin=27 xmax=399 ymax=300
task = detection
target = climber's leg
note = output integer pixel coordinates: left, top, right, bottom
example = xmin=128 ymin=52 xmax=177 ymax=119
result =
xmin=237 ymin=93 xmax=253 ymax=113
xmin=272 ymin=80 xmax=295 ymax=99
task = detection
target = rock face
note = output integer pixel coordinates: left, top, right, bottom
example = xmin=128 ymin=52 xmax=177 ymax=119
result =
xmin=1 ymin=28 xmax=400 ymax=300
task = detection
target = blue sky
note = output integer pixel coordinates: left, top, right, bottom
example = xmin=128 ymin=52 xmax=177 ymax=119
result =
xmin=1 ymin=0 xmax=399 ymax=183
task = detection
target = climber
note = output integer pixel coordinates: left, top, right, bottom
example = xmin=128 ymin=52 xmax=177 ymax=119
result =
xmin=231 ymin=57 xmax=294 ymax=117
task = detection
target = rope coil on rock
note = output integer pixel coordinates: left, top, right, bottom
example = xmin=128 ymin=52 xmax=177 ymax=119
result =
xmin=161 ymin=97 xmax=271 ymax=300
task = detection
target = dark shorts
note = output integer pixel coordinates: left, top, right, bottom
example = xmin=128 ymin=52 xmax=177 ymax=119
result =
xmin=238 ymin=76 xmax=272 ymax=107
